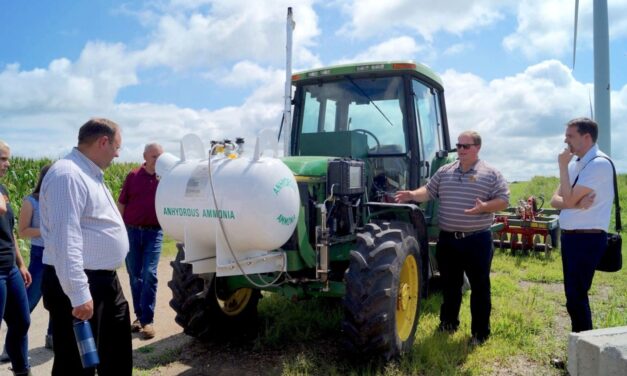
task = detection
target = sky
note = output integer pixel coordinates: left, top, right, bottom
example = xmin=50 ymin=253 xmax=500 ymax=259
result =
xmin=0 ymin=0 xmax=626 ymax=182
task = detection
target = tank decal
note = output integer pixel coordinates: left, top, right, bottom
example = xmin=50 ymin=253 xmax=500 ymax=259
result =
xmin=163 ymin=207 xmax=201 ymax=217
xmin=273 ymin=177 xmax=297 ymax=195
xmin=277 ymin=214 xmax=296 ymax=226
xmin=162 ymin=207 xmax=236 ymax=220
xmin=185 ymin=165 xmax=209 ymax=198
xmin=202 ymin=209 xmax=235 ymax=219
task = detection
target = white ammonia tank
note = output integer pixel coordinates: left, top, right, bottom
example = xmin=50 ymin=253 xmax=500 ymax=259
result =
xmin=155 ymin=133 xmax=300 ymax=276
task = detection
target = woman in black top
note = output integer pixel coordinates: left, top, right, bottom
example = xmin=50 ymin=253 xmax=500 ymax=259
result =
xmin=0 ymin=140 xmax=32 ymax=376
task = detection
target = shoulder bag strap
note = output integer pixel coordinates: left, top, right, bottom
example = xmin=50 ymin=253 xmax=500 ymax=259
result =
xmin=570 ymin=155 xmax=621 ymax=232
xmin=599 ymin=156 xmax=622 ymax=232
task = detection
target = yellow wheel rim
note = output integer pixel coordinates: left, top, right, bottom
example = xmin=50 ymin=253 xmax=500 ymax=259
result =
xmin=217 ymin=288 xmax=253 ymax=316
xmin=396 ymin=254 xmax=419 ymax=341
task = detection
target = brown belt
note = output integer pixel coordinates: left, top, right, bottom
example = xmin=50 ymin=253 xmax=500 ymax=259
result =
xmin=561 ymin=229 xmax=605 ymax=234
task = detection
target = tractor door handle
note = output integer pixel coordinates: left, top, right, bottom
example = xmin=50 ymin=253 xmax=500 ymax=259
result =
xmin=420 ymin=160 xmax=430 ymax=178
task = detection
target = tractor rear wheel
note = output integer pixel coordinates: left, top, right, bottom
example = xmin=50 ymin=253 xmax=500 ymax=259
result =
xmin=168 ymin=244 xmax=261 ymax=340
xmin=342 ymin=222 xmax=424 ymax=360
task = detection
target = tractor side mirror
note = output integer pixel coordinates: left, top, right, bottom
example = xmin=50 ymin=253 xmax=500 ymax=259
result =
xmin=436 ymin=150 xmax=449 ymax=159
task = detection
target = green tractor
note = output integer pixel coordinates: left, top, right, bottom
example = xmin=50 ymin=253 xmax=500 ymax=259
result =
xmin=165 ymin=60 xmax=456 ymax=360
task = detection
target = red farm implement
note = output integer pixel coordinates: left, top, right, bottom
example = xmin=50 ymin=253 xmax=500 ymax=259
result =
xmin=493 ymin=196 xmax=560 ymax=256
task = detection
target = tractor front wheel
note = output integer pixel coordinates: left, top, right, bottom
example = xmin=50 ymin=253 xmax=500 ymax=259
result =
xmin=342 ymin=223 xmax=423 ymax=360
xmin=168 ymin=244 xmax=261 ymax=340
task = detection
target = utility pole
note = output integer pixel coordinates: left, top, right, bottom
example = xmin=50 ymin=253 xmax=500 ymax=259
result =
xmin=593 ymin=0 xmax=611 ymax=156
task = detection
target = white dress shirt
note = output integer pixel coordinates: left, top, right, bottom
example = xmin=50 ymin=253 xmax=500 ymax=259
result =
xmin=40 ymin=148 xmax=129 ymax=307
xmin=559 ymin=144 xmax=614 ymax=231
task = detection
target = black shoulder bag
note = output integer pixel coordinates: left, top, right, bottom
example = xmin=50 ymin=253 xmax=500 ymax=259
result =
xmin=596 ymin=157 xmax=622 ymax=272
xmin=571 ymin=156 xmax=622 ymax=272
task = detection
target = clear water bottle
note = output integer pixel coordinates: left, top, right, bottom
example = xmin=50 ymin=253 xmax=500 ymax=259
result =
xmin=73 ymin=319 xmax=100 ymax=368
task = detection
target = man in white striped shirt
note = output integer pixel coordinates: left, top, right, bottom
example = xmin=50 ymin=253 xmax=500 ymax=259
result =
xmin=396 ymin=130 xmax=509 ymax=345
xmin=40 ymin=118 xmax=132 ymax=375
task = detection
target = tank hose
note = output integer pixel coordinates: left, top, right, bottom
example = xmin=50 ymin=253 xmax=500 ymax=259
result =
xmin=207 ymin=144 xmax=287 ymax=288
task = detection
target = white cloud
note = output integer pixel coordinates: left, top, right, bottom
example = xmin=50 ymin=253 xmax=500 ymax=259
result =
xmin=503 ymin=0 xmax=580 ymax=59
xmin=443 ymin=43 xmax=474 ymax=56
xmin=4 ymin=96 xmax=283 ymax=164
xmin=334 ymin=36 xmax=425 ymax=64
xmin=210 ymin=61 xmax=278 ymax=87
xmin=137 ymin=0 xmax=320 ymax=71
xmin=3 ymin=57 xmax=287 ymax=164
xmin=338 ymin=0 xmax=627 ymax=62
xmin=503 ymin=0 xmax=627 ymax=59
xmin=166 ymin=0 xmax=213 ymax=10
xmin=442 ymin=59 xmax=627 ymax=180
xmin=339 ymin=0 xmax=510 ymax=41
xmin=125 ymin=101 xmax=281 ymax=161
xmin=0 ymin=42 xmax=138 ymax=113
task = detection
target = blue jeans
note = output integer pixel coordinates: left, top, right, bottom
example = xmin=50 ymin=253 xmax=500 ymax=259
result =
xmin=26 ymin=244 xmax=52 ymax=335
xmin=0 ymin=266 xmax=31 ymax=373
xmin=125 ymin=227 xmax=163 ymax=325
xmin=561 ymin=232 xmax=607 ymax=332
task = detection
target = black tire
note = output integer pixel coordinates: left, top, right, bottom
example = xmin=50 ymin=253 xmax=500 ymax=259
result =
xmin=168 ymin=244 xmax=261 ymax=340
xmin=342 ymin=222 xmax=424 ymax=360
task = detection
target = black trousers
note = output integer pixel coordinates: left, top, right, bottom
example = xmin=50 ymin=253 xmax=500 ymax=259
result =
xmin=42 ymin=265 xmax=132 ymax=376
xmin=560 ymin=232 xmax=607 ymax=332
xmin=436 ymin=230 xmax=494 ymax=340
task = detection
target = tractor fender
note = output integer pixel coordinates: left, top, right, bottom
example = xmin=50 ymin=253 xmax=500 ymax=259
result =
xmin=365 ymin=202 xmax=430 ymax=292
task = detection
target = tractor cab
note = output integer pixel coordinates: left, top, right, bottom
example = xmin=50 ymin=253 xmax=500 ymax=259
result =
xmin=289 ymin=61 xmax=454 ymax=204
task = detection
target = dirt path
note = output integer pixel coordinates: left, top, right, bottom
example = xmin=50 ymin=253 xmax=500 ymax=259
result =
xmin=0 ymin=257 xmax=194 ymax=375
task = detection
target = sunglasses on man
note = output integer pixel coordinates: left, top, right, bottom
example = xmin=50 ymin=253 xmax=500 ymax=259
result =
xmin=455 ymin=143 xmax=476 ymax=150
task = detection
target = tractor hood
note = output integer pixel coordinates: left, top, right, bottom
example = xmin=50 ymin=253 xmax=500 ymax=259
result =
xmin=281 ymin=156 xmax=332 ymax=177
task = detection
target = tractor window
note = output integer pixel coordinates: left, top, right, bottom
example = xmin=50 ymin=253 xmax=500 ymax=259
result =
xmin=302 ymin=91 xmax=336 ymax=133
xmin=299 ymin=77 xmax=407 ymax=154
xmin=412 ymin=80 xmax=442 ymax=166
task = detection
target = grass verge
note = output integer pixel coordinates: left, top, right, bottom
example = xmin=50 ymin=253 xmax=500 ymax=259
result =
xmin=266 ymin=246 xmax=626 ymax=375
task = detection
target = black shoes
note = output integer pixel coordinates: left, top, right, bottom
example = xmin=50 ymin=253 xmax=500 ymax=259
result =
xmin=437 ymin=322 xmax=458 ymax=334
xmin=438 ymin=322 xmax=489 ymax=346
xmin=469 ymin=335 xmax=489 ymax=346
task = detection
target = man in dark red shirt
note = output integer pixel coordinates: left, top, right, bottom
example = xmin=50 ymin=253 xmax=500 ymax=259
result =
xmin=118 ymin=142 xmax=163 ymax=339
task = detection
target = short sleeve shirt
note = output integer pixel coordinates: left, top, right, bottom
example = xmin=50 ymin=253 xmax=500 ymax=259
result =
xmin=426 ymin=159 xmax=510 ymax=232
xmin=118 ymin=165 xmax=160 ymax=227
xmin=559 ymin=145 xmax=614 ymax=231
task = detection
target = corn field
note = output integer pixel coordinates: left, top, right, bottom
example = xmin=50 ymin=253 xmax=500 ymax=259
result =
xmin=2 ymin=157 xmax=139 ymax=252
